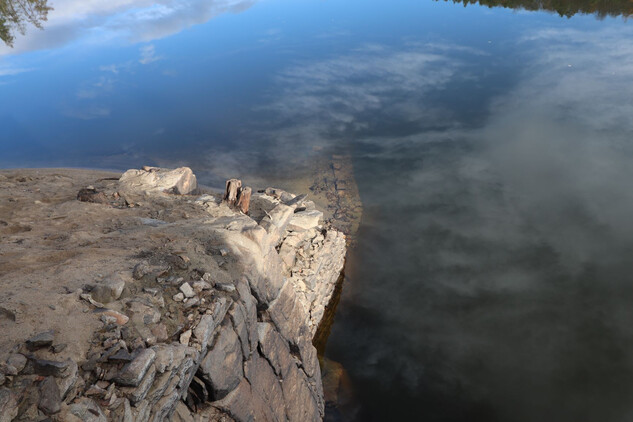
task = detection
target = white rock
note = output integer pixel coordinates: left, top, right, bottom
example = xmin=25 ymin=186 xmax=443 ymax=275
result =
xmin=287 ymin=210 xmax=323 ymax=232
xmin=119 ymin=167 xmax=198 ymax=195
xmin=179 ymin=283 xmax=195 ymax=298
xmin=172 ymin=293 xmax=184 ymax=302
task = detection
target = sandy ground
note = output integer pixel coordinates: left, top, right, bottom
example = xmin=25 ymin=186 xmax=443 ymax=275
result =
xmin=0 ymin=168 xmax=219 ymax=364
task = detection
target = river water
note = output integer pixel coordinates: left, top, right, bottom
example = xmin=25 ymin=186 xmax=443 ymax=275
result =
xmin=3 ymin=0 xmax=633 ymax=421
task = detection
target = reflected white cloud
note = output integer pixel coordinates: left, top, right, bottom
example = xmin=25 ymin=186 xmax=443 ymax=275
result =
xmin=139 ymin=44 xmax=161 ymax=64
xmin=0 ymin=0 xmax=257 ymax=57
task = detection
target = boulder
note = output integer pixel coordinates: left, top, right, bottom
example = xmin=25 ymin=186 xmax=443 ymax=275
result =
xmin=91 ymin=276 xmax=125 ymax=304
xmin=199 ymin=322 xmax=243 ymax=400
xmin=119 ymin=166 xmax=198 ymax=195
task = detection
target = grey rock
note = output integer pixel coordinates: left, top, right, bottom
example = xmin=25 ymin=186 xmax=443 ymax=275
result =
xmin=199 ymin=322 xmax=243 ymax=400
xmin=0 ymin=373 xmax=4 ymax=386
xmin=26 ymin=330 xmax=55 ymax=350
xmin=124 ymin=364 xmax=156 ymax=404
xmin=6 ymin=353 xmax=27 ymax=373
xmin=133 ymin=262 xmax=151 ymax=280
xmin=173 ymin=292 xmax=184 ymax=302
xmin=52 ymin=343 xmax=67 ymax=353
xmin=91 ymin=276 xmax=125 ymax=304
xmin=55 ymin=360 xmax=78 ymax=400
xmin=65 ymin=397 xmax=107 ymax=422
xmin=151 ymin=344 xmax=174 ymax=374
xmin=38 ymin=376 xmax=61 ymax=415
xmin=193 ymin=314 xmax=219 ymax=351
xmin=31 ymin=357 xmax=71 ymax=377
xmin=114 ymin=348 xmax=156 ymax=387
xmin=0 ymin=388 xmax=19 ymax=422
xmin=216 ymin=282 xmax=236 ymax=293
xmin=109 ymin=348 xmax=133 ymax=363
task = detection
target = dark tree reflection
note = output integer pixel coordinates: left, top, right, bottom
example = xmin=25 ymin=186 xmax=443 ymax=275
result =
xmin=441 ymin=0 xmax=633 ymax=18
xmin=0 ymin=0 xmax=52 ymax=47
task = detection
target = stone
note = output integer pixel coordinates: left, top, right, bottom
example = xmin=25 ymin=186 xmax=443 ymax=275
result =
xmin=6 ymin=353 xmax=27 ymax=373
xmin=31 ymin=357 xmax=72 ymax=377
xmin=132 ymin=261 xmax=150 ymax=280
xmin=180 ymin=329 xmax=192 ymax=345
xmin=173 ymin=292 xmax=184 ymax=302
xmin=198 ymin=322 xmax=243 ymax=400
xmin=152 ymin=344 xmax=174 ymax=374
xmin=38 ymin=376 xmax=62 ymax=415
xmin=287 ymin=210 xmax=323 ymax=232
xmin=26 ymin=330 xmax=55 ymax=350
xmin=0 ymin=373 xmax=4 ymax=386
xmin=52 ymin=343 xmax=68 ymax=353
xmin=192 ymin=280 xmax=212 ymax=292
xmin=91 ymin=276 xmax=125 ymax=304
xmin=64 ymin=397 xmax=107 ymax=422
xmin=179 ymin=282 xmax=195 ymax=298
xmin=0 ymin=388 xmax=19 ymax=422
xmin=77 ymin=188 xmax=109 ymax=204
xmin=109 ymin=349 xmax=133 ymax=363
xmin=114 ymin=348 xmax=156 ymax=387
xmin=151 ymin=323 xmax=169 ymax=342
xmin=193 ymin=314 xmax=219 ymax=351
xmin=216 ymin=282 xmax=236 ymax=293
xmin=119 ymin=166 xmax=198 ymax=195
xmin=124 ymin=364 xmax=156 ymax=404
xmin=55 ymin=360 xmax=78 ymax=400
xmin=100 ymin=309 xmax=129 ymax=325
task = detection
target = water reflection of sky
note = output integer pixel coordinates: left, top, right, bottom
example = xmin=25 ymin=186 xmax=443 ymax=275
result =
xmin=4 ymin=1 xmax=633 ymax=421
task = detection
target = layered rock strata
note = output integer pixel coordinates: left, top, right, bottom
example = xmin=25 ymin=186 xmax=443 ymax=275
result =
xmin=0 ymin=167 xmax=346 ymax=421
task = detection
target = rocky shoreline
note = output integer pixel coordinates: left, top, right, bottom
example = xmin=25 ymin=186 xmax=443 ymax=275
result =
xmin=0 ymin=167 xmax=346 ymax=421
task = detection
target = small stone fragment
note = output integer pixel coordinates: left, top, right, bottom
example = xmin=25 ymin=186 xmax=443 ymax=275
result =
xmin=6 ymin=354 xmax=27 ymax=374
xmin=100 ymin=310 xmax=129 ymax=325
xmin=192 ymin=281 xmax=212 ymax=293
xmin=151 ymin=324 xmax=169 ymax=342
xmin=179 ymin=282 xmax=195 ymax=298
xmin=26 ymin=330 xmax=55 ymax=351
xmin=143 ymin=287 xmax=159 ymax=296
xmin=52 ymin=343 xmax=67 ymax=353
xmin=215 ymin=283 xmax=236 ymax=293
xmin=173 ymin=292 xmax=184 ymax=302
xmin=132 ymin=261 xmax=150 ymax=280
xmin=0 ymin=373 xmax=4 ymax=386
xmin=38 ymin=376 xmax=62 ymax=415
xmin=109 ymin=349 xmax=133 ymax=363
xmin=180 ymin=329 xmax=192 ymax=345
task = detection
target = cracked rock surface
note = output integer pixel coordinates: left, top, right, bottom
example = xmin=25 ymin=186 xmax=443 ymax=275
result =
xmin=0 ymin=167 xmax=346 ymax=421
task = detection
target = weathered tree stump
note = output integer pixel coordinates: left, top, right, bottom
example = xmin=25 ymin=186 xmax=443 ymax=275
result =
xmin=223 ymin=179 xmax=251 ymax=214
xmin=224 ymin=179 xmax=242 ymax=207
xmin=236 ymin=187 xmax=251 ymax=214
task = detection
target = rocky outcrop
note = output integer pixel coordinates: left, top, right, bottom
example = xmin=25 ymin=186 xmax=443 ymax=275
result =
xmin=0 ymin=167 xmax=345 ymax=421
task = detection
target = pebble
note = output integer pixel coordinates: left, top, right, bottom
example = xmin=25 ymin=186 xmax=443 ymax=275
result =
xmin=143 ymin=287 xmax=159 ymax=296
xmin=6 ymin=354 xmax=27 ymax=374
xmin=133 ymin=262 xmax=151 ymax=280
xmin=173 ymin=293 xmax=184 ymax=302
xmin=52 ymin=343 xmax=67 ymax=353
xmin=179 ymin=330 xmax=192 ymax=345
xmin=192 ymin=281 xmax=212 ymax=293
xmin=216 ymin=283 xmax=236 ymax=293
xmin=101 ymin=310 xmax=129 ymax=325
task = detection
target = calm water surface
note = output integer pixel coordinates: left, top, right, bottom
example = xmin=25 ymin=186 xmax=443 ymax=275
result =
xmin=3 ymin=0 xmax=633 ymax=420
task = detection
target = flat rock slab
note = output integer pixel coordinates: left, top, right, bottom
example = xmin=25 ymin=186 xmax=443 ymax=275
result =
xmin=38 ymin=376 xmax=61 ymax=415
xmin=26 ymin=330 xmax=54 ymax=351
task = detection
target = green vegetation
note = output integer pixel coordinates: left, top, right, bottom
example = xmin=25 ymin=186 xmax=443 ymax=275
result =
xmin=0 ymin=0 xmax=51 ymax=47
xmin=441 ymin=0 xmax=633 ymax=18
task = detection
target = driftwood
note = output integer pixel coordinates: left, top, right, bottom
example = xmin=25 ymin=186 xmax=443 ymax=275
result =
xmin=223 ymin=179 xmax=251 ymax=214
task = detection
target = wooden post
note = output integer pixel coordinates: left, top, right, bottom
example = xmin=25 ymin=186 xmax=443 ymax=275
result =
xmin=224 ymin=179 xmax=242 ymax=207
xmin=236 ymin=186 xmax=252 ymax=214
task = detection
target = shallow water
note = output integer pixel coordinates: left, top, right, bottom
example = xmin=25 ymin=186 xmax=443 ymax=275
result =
xmin=3 ymin=0 xmax=633 ymax=420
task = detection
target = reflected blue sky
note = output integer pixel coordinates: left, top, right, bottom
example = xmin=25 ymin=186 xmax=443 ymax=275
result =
xmin=3 ymin=1 xmax=633 ymax=421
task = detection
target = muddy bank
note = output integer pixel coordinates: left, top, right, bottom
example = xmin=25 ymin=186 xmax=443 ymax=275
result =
xmin=0 ymin=167 xmax=346 ymax=421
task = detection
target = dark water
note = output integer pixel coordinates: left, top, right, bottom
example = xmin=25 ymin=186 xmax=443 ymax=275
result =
xmin=3 ymin=1 xmax=633 ymax=421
